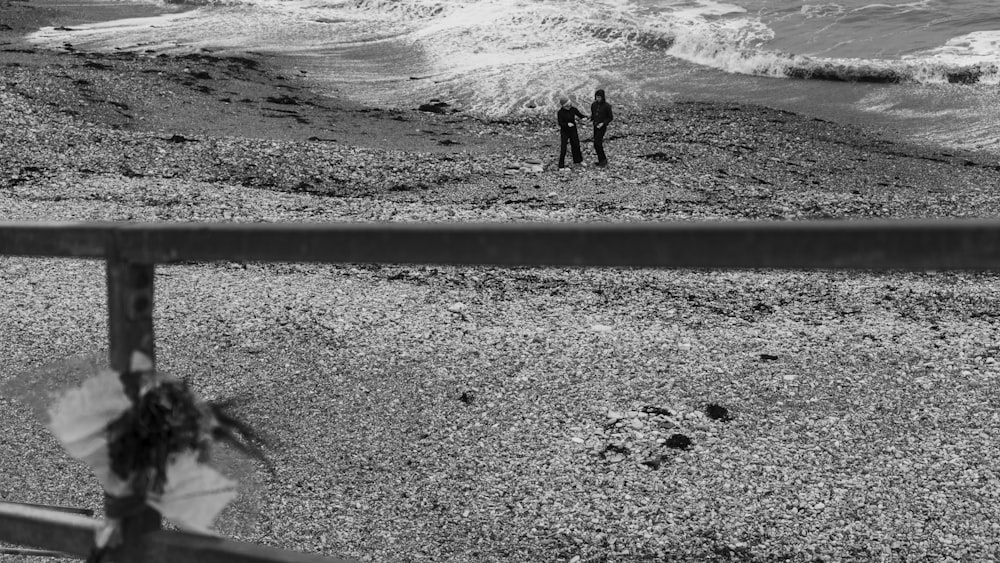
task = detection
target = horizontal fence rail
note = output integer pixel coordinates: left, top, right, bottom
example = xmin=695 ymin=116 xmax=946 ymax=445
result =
xmin=0 ymin=503 xmax=356 ymax=563
xmin=0 ymin=502 xmax=101 ymax=559
xmin=2 ymin=219 xmax=1000 ymax=269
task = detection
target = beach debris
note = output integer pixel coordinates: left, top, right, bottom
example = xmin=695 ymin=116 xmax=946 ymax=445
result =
xmin=600 ymin=443 xmax=630 ymax=463
xmin=759 ymin=353 xmax=779 ymax=361
xmin=641 ymin=405 xmax=672 ymax=417
xmin=504 ymin=160 xmax=544 ymax=174
xmin=264 ymin=94 xmax=298 ymax=105
xmin=640 ymin=454 xmax=668 ymax=470
xmin=664 ymin=433 xmax=692 ymax=449
xmin=163 ymin=134 xmax=198 ymax=143
xmin=418 ymin=99 xmax=453 ymax=114
xmin=704 ymin=403 xmax=732 ymax=422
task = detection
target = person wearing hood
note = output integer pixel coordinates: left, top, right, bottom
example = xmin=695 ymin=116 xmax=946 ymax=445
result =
xmin=590 ymin=89 xmax=613 ymax=167
xmin=556 ymin=95 xmax=587 ymax=169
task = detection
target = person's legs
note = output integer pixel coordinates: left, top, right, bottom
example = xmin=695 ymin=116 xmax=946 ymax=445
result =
xmin=559 ymin=130 xmax=569 ymax=168
xmin=593 ymin=126 xmax=607 ymax=164
xmin=570 ymin=128 xmax=583 ymax=164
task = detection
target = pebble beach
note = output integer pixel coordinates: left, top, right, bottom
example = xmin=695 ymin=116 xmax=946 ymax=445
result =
xmin=4 ymin=1 xmax=1000 ymax=562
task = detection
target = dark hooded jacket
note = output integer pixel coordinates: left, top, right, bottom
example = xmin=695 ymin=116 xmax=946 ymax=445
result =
xmin=591 ymin=89 xmax=613 ymax=128
xmin=557 ymin=104 xmax=587 ymax=132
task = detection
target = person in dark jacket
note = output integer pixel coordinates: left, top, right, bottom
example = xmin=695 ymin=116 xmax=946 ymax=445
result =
xmin=557 ymin=95 xmax=587 ymax=169
xmin=590 ymin=89 xmax=613 ymax=166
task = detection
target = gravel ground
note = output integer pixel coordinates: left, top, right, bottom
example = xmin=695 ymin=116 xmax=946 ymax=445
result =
xmin=4 ymin=9 xmax=1000 ymax=562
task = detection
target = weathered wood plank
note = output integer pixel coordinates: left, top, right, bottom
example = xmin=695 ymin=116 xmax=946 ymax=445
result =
xmin=105 ymin=258 xmax=162 ymax=562
xmin=0 ymin=502 xmax=100 ymax=558
xmin=142 ymin=530 xmax=359 ymax=563
xmin=2 ymin=502 xmax=94 ymax=516
xmin=114 ymin=219 xmax=1000 ymax=269
xmin=5 ymin=219 xmax=1000 ymax=269
xmin=0 ymin=222 xmax=111 ymax=258
xmin=0 ymin=546 xmax=72 ymax=556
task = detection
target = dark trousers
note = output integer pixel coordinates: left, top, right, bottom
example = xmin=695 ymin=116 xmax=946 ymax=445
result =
xmin=559 ymin=127 xmax=582 ymax=167
xmin=593 ymin=125 xmax=607 ymax=163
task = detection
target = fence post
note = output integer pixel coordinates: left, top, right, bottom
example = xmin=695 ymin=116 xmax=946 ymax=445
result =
xmin=105 ymin=251 xmax=160 ymax=562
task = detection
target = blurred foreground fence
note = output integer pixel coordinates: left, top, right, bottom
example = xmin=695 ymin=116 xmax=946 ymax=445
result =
xmin=2 ymin=219 xmax=1000 ymax=562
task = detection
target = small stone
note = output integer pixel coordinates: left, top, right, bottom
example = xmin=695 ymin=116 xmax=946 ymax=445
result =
xmin=705 ymin=403 xmax=732 ymax=422
xmin=629 ymin=419 xmax=643 ymax=430
xmin=447 ymin=302 xmax=466 ymax=312
xmin=606 ymin=410 xmax=624 ymax=421
xmin=783 ymin=374 xmax=797 ymax=381
xmin=640 ymin=455 xmax=666 ymax=470
xmin=571 ymin=437 xmax=585 ymax=444
xmin=591 ymin=324 xmax=613 ymax=332
xmin=664 ymin=433 xmax=692 ymax=449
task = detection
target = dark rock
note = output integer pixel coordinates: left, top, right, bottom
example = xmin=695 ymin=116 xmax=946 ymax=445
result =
xmin=459 ymin=391 xmax=474 ymax=405
xmin=640 ymin=455 xmax=667 ymax=470
xmin=759 ymin=353 xmax=779 ymax=361
xmin=164 ymin=134 xmax=197 ymax=143
xmin=664 ymin=433 xmax=691 ymax=449
xmin=265 ymin=95 xmax=298 ymax=105
xmin=640 ymin=405 xmax=672 ymax=416
xmin=640 ymin=152 xmax=673 ymax=161
xmin=600 ymin=443 xmax=630 ymax=461
xmin=704 ymin=403 xmax=732 ymax=422
xmin=419 ymin=99 xmax=452 ymax=114
xmin=418 ymin=103 xmax=448 ymax=114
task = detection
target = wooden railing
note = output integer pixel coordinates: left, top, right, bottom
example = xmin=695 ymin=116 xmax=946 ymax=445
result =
xmin=2 ymin=219 xmax=1000 ymax=561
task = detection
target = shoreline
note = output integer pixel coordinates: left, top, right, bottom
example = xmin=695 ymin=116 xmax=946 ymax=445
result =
xmin=4 ymin=32 xmax=1000 ymax=218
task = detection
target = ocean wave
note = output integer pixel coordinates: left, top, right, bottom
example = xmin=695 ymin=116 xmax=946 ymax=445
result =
xmin=582 ymin=24 xmax=675 ymax=51
xmin=349 ymin=0 xmax=451 ymax=19
xmin=784 ymin=59 xmax=1000 ymax=84
xmin=663 ymin=28 xmax=1000 ymax=85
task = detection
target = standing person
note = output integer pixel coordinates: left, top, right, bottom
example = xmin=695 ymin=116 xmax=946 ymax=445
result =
xmin=590 ymin=89 xmax=613 ymax=167
xmin=557 ymin=95 xmax=587 ymax=169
